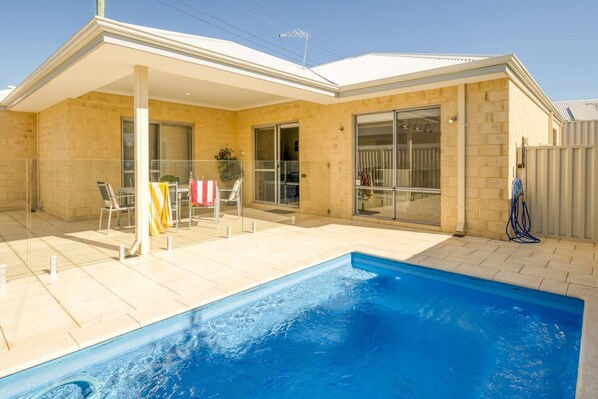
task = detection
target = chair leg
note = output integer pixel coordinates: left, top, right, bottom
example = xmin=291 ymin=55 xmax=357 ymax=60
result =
xmin=99 ymin=208 xmax=104 ymax=231
xmin=236 ymin=197 xmax=241 ymax=218
xmin=107 ymin=209 xmax=112 ymax=235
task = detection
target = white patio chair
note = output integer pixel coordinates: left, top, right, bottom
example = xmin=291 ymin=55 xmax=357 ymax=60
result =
xmin=97 ymin=181 xmax=134 ymax=235
xmin=219 ymin=178 xmax=242 ymax=218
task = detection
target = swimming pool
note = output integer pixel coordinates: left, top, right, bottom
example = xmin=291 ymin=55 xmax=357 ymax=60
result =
xmin=0 ymin=253 xmax=584 ymax=398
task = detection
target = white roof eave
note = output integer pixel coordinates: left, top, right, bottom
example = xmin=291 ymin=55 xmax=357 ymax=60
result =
xmin=3 ymin=17 xmax=339 ymax=111
xmin=504 ymin=55 xmax=564 ymax=123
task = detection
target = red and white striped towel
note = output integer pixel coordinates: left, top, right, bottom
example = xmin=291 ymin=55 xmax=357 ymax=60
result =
xmin=191 ymin=180 xmax=217 ymax=206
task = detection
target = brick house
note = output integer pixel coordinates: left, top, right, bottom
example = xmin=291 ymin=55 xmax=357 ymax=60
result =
xmin=0 ymin=17 xmax=563 ymax=252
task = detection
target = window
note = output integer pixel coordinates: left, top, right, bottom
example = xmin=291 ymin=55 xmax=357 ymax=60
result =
xmin=122 ymin=120 xmax=193 ymax=186
xmin=355 ymin=107 xmax=441 ymax=225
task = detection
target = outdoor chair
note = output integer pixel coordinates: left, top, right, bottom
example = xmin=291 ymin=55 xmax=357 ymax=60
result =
xmin=97 ymin=181 xmax=134 ymax=235
xmin=189 ymin=179 xmax=220 ymax=227
xmin=219 ymin=178 xmax=242 ymax=218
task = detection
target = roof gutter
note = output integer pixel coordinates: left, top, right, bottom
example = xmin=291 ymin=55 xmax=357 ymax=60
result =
xmin=504 ymin=55 xmax=564 ymax=124
xmin=339 ymin=54 xmax=514 ymax=94
xmin=336 ymin=54 xmax=562 ymax=123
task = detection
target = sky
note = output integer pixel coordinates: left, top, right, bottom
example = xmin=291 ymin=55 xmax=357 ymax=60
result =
xmin=0 ymin=0 xmax=596 ymax=101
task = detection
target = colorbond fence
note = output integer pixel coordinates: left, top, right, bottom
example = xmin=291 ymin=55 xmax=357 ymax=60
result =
xmin=525 ymin=145 xmax=598 ymax=242
xmin=562 ymin=120 xmax=598 ymax=145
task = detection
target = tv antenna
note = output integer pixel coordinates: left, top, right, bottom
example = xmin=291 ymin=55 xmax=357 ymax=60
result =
xmin=279 ymin=29 xmax=310 ymax=67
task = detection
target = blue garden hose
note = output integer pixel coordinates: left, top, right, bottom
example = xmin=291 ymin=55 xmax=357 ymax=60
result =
xmin=505 ymin=177 xmax=540 ymax=244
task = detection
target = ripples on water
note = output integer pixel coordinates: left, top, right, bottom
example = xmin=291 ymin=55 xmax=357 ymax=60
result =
xmin=25 ymin=263 xmax=581 ymax=399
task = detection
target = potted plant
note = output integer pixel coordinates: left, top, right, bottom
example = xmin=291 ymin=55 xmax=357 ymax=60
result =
xmin=214 ymin=147 xmax=243 ymax=184
xmin=158 ymin=174 xmax=179 ymax=183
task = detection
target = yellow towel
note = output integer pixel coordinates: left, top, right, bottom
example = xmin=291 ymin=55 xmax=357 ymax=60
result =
xmin=149 ymin=182 xmax=172 ymax=236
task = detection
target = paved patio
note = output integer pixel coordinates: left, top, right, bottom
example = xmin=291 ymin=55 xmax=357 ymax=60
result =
xmin=0 ymin=210 xmax=597 ymax=397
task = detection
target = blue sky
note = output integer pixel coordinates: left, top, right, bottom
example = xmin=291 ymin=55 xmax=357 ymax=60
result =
xmin=1 ymin=0 xmax=596 ymax=101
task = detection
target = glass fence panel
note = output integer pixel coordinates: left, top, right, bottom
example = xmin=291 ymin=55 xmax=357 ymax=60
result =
xmin=0 ymin=159 xmax=30 ymax=282
xmin=0 ymin=156 xmax=351 ymax=283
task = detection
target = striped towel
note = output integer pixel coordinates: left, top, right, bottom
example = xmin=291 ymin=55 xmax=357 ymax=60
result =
xmin=149 ymin=182 xmax=172 ymax=236
xmin=191 ymin=180 xmax=217 ymax=206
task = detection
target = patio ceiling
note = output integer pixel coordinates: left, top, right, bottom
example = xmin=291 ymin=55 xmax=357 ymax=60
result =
xmin=99 ymin=70 xmax=289 ymax=110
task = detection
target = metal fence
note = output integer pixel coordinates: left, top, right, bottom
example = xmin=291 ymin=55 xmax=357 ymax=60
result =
xmin=525 ymin=145 xmax=598 ymax=241
xmin=562 ymin=120 xmax=598 ymax=145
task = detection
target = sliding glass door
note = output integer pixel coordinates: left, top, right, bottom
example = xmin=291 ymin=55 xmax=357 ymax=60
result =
xmin=355 ymin=107 xmax=440 ymax=224
xmin=254 ymin=126 xmax=276 ymax=203
xmin=254 ymin=123 xmax=300 ymax=206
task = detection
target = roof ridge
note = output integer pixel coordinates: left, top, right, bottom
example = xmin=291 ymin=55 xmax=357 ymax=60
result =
xmin=373 ymin=52 xmax=495 ymax=59
xmin=118 ymin=20 xmax=231 ymax=43
xmin=312 ymin=52 xmax=495 ymax=68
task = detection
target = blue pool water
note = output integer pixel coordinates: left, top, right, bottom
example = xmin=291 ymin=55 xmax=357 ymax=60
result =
xmin=0 ymin=253 xmax=584 ymax=399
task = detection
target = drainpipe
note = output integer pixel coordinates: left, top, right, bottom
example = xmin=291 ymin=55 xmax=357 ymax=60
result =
xmin=96 ymin=0 xmax=105 ymax=17
xmin=455 ymin=84 xmax=466 ymax=236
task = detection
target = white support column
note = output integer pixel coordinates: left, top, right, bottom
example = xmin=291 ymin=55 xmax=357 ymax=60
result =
xmin=456 ymin=83 xmax=466 ymax=235
xmin=132 ymin=65 xmax=150 ymax=255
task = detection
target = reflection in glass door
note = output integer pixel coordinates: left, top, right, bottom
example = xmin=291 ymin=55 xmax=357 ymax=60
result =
xmin=254 ymin=127 xmax=276 ymax=203
xmin=254 ymin=124 xmax=300 ymax=207
xmin=355 ymin=107 xmax=440 ymax=224
xmin=122 ymin=121 xmax=192 ymax=187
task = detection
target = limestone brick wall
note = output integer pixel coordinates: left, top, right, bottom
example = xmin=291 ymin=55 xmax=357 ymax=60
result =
xmin=0 ymin=110 xmax=37 ymax=211
xmin=551 ymin=118 xmax=561 ymax=145
xmin=38 ymin=101 xmax=71 ymax=220
xmin=235 ymin=78 xmax=546 ymax=239
xmin=508 ymin=81 xmax=553 ymax=182
xmin=463 ymin=79 xmax=552 ymax=239
xmin=38 ymin=92 xmax=235 ymax=221
xmin=507 ymin=81 xmax=553 ymax=192
xmin=463 ymin=79 xmax=510 ymax=238
xmin=509 ymin=82 xmax=552 ymax=148
xmin=31 ymin=78 xmax=553 ymax=238
xmin=235 ymin=87 xmax=459 ymax=230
